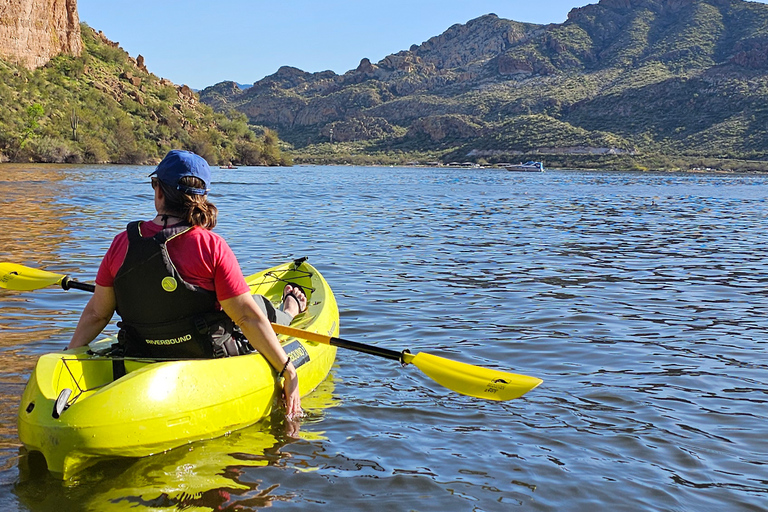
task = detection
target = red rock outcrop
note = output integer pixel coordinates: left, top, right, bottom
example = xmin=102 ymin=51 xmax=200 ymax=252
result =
xmin=0 ymin=0 xmax=82 ymax=70
xmin=730 ymin=38 xmax=768 ymax=69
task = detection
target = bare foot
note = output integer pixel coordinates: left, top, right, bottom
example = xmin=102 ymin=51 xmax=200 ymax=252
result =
xmin=282 ymin=284 xmax=307 ymax=318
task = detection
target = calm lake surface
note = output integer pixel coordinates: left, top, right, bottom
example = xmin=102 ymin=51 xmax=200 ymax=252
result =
xmin=0 ymin=164 xmax=766 ymax=511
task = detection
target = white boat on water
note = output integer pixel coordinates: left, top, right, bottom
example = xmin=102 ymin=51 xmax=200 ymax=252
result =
xmin=505 ymin=161 xmax=544 ymax=172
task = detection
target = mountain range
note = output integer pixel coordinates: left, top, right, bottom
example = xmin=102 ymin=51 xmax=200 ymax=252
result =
xmin=200 ymin=0 xmax=768 ymax=170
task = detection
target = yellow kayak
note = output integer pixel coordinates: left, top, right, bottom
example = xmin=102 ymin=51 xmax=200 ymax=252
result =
xmin=16 ymin=258 xmax=338 ymax=479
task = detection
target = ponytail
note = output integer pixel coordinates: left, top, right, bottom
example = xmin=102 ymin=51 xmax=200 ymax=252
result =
xmin=158 ymin=176 xmax=218 ymax=229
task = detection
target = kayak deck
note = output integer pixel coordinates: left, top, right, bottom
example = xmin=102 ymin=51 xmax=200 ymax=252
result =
xmin=17 ymin=258 xmax=338 ymax=479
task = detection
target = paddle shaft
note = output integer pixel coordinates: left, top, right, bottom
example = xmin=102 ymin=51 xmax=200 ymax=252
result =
xmin=270 ymin=323 xmax=404 ymax=362
xmin=62 ymin=278 xmax=95 ymax=293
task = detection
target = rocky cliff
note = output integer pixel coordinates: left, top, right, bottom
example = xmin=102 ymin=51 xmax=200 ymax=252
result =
xmin=0 ymin=0 xmax=82 ymax=70
xmin=0 ymin=20 xmax=289 ymax=165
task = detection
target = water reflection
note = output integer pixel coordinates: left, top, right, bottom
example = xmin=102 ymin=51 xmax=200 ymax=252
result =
xmin=0 ymin=165 xmax=72 ymax=267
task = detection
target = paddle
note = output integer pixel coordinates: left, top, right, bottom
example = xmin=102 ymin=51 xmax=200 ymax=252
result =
xmin=271 ymin=323 xmax=542 ymax=401
xmin=0 ymin=263 xmax=95 ymax=292
xmin=0 ymin=262 xmax=542 ymax=401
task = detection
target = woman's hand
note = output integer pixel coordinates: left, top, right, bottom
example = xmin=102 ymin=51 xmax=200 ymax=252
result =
xmin=281 ymin=364 xmax=303 ymax=420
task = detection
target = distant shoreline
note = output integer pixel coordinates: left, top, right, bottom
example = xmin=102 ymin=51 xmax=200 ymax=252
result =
xmin=289 ymin=154 xmax=768 ymax=174
xmin=288 ymin=162 xmax=768 ymax=174
xmin=3 ymin=160 xmax=767 ymax=174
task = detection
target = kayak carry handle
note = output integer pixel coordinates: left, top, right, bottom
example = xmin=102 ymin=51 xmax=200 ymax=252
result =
xmin=52 ymin=388 xmax=73 ymax=419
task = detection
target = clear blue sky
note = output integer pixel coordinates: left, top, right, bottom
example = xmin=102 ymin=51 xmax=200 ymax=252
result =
xmin=77 ymin=0 xmax=768 ymax=90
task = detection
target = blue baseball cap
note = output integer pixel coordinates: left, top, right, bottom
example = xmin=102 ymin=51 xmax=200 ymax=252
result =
xmin=149 ymin=150 xmax=211 ymax=195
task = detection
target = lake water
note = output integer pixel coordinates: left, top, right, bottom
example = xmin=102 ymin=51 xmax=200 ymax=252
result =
xmin=0 ymin=164 xmax=766 ymax=511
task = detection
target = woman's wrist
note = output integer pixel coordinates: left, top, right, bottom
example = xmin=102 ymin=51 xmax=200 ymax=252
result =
xmin=278 ymin=358 xmax=297 ymax=380
xmin=282 ymin=363 xmax=297 ymax=380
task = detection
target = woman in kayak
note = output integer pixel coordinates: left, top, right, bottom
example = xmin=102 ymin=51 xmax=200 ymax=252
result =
xmin=67 ymin=149 xmax=304 ymax=418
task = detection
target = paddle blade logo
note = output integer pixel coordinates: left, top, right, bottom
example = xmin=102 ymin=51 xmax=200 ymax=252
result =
xmin=0 ymin=271 xmax=18 ymax=285
xmin=161 ymin=277 xmax=178 ymax=292
xmin=484 ymin=379 xmax=509 ymax=395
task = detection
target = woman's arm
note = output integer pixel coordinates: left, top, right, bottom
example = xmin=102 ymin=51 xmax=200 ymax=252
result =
xmin=220 ymin=292 xmax=302 ymax=418
xmin=67 ymin=285 xmax=117 ymax=349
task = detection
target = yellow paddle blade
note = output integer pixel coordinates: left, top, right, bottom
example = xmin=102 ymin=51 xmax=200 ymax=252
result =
xmin=271 ymin=323 xmax=542 ymax=401
xmin=0 ymin=263 xmax=66 ymax=291
xmin=405 ymin=352 xmax=543 ymax=401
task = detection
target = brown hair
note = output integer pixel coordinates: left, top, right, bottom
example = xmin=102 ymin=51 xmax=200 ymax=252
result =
xmin=158 ymin=176 xmax=218 ymax=229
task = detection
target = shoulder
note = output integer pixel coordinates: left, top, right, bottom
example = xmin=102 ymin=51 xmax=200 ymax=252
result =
xmin=107 ymin=228 xmax=129 ymax=252
xmin=182 ymin=226 xmax=237 ymax=261
xmin=187 ymin=226 xmax=230 ymax=246
xmin=189 ymin=225 xmax=224 ymax=238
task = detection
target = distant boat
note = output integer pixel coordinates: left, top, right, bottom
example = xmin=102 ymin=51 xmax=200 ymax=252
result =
xmin=219 ymin=165 xmax=238 ymax=169
xmin=505 ymin=161 xmax=544 ymax=172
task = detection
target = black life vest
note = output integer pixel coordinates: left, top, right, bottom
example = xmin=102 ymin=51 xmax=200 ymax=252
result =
xmin=113 ymin=221 xmax=247 ymax=359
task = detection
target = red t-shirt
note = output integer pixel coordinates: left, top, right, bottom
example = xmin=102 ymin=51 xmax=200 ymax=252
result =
xmin=96 ymin=221 xmax=251 ymax=302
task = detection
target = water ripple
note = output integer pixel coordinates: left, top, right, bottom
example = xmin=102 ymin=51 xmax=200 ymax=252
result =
xmin=1 ymin=166 xmax=767 ymax=511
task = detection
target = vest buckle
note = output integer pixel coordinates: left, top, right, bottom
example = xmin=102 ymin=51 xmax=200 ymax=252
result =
xmin=194 ymin=316 xmax=209 ymax=334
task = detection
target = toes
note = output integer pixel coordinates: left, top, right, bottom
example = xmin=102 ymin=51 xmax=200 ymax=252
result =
xmin=292 ymin=286 xmax=307 ymax=311
xmin=283 ymin=285 xmax=307 ymax=313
